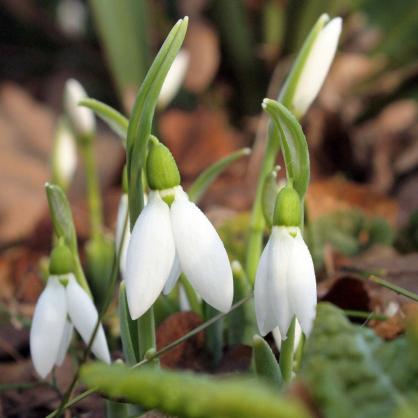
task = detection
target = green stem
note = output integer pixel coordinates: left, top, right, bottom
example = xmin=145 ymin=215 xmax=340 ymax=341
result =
xmin=246 ymin=129 xmax=280 ymax=284
xmin=73 ymin=254 xmax=91 ymax=298
xmin=279 ymin=318 xmax=296 ymax=383
xmin=79 ymin=138 xmax=103 ymax=240
xmin=180 ymin=275 xmax=202 ymax=316
xmin=137 ymin=307 xmax=157 ymax=363
xmin=368 ymin=275 xmax=418 ymax=302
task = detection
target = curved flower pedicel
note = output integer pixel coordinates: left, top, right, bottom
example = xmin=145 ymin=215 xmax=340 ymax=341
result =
xmin=30 ymin=245 xmax=110 ymax=378
xmin=125 ymin=138 xmax=233 ymax=320
xmin=254 ymin=185 xmax=316 ymax=338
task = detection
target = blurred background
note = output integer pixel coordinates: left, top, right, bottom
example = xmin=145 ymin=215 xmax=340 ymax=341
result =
xmin=0 ymin=0 xmax=417 ymax=416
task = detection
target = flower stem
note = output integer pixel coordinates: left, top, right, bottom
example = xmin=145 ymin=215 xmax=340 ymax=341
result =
xmin=368 ymin=275 xmax=418 ymax=302
xmin=279 ymin=318 xmax=296 ymax=383
xmin=79 ymin=138 xmax=103 ymax=239
xmin=137 ymin=307 xmax=157 ymax=363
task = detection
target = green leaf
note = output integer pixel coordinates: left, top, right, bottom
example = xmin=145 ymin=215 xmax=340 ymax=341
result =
xmin=262 ymin=100 xmax=309 ymax=199
xmin=45 ymin=182 xmax=90 ymax=295
xmin=301 ymin=303 xmax=418 ymax=418
xmin=118 ymin=282 xmax=139 ymax=365
xmin=188 ymin=147 xmax=251 ymax=203
xmin=252 ymin=334 xmax=283 ymax=388
xmin=79 ymin=98 xmax=128 ymax=142
xmin=45 ymin=182 xmax=77 ymax=252
xmin=80 ymin=363 xmax=311 ymax=418
xmin=127 ymin=17 xmax=188 ymax=226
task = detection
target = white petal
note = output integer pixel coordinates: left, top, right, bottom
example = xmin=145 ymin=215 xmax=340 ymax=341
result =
xmin=179 ymin=284 xmax=192 ymax=311
xmin=65 ymin=275 xmax=111 ymax=363
xmin=272 ymin=320 xmax=302 ymax=353
xmin=158 ymin=50 xmax=190 ymax=109
xmin=287 ymin=231 xmax=317 ymax=336
xmin=54 ymin=122 xmax=77 ymax=187
xmin=64 ymin=79 xmax=95 ymax=136
xmin=55 ymin=320 xmax=73 ymax=366
xmin=125 ymin=191 xmax=175 ymax=319
xmin=163 ymin=253 xmax=181 ymax=295
xmin=171 ymin=192 xmax=233 ymax=313
xmin=269 ymin=227 xmax=294 ymax=337
xmin=115 ymin=194 xmax=131 ymax=280
xmin=292 ymin=17 xmax=342 ymax=116
xmin=254 ymin=238 xmax=278 ymax=336
xmin=30 ymin=277 xmax=67 ymax=378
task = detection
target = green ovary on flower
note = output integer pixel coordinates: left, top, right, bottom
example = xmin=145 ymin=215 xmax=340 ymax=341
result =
xmin=273 ymin=184 xmax=301 ymax=227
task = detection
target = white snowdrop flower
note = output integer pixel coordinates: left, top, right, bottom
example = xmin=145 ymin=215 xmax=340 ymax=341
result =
xmin=254 ymin=185 xmax=317 ymax=338
xmin=272 ymin=321 xmax=302 ymax=353
xmin=291 ymin=16 xmax=342 ymax=117
xmin=56 ymin=0 xmax=87 ymax=38
xmin=64 ymin=78 xmax=96 ymax=137
xmin=125 ymin=139 xmax=233 ymax=320
xmin=30 ymin=245 xmax=110 ymax=378
xmin=52 ymin=119 xmax=77 ymax=189
xmin=158 ymin=49 xmax=190 ymax=109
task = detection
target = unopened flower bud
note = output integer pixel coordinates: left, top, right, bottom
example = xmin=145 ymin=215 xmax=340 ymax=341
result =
xmin=273 ymin=185 xmax=301 ymax=227
xmin=146 ymin=136 xmax=181 ymax=191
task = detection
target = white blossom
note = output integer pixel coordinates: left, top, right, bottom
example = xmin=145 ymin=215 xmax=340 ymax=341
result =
xmin=292 ymin=17 xmax=342 ymax=117
xmin=125 ymin=186 xmax=233 ymax=319
xmin=254 ymin=226 xmax=316 ymax=338
xmin=30 ymin=274 xmax=110 ymax=378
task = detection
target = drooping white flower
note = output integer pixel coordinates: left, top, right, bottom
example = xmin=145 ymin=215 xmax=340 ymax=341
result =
xmin=254 ymin=184 xmax=316 ymax=338
xmin=125 ymin=187 xmax=233 ymax=320
xmin=64 ymin=78 xmax=96 ymax=137
xmin=291 ymin=16 xmax=342 ymax=117
xmin=255 ymin=226 xmax=316 ymax=337
xmin=52 ymin=119 xmax=77 ymax=189
xmin=158 ymin=49 xmax=190 ymax=109
xmin=30 ymin=274 xmax=110 ymax=378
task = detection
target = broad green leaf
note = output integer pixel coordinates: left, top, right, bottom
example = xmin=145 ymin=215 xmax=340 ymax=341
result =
xmin=79 ymin=98 xmax=128 ymax=142
xmin=188 ymin=147 xmax=251 ymax=203
xmin=301 ymin=303 xmax=418 ymax=418
xmin=252 ymin=334 xmax=283 ymax=388
xmin=118 ymin=283 xmax=139 ymax=365
xmin=127 ymin=18 xmax=188 ymax=225
xmin=263 ymin=100 xmax=309 ymax=199
xmin=81 ymin=362 xmax=311 ymax=418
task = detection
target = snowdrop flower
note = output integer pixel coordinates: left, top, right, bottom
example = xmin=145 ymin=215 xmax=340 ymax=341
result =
xmin=64 ymin=78 xmax=96 ymax=137
xmin=52 ymin=119 xmax=77 ymax=190
xmin=30 ymin=244 xmax=110 ymax=378
xmin=158 ymin=49 xmax=189 ymax=109
xmin=125 ymin=138 xmax=233 ymax=319
xmin=115 ymin=193 xmax=131 ymax=280
xmin=288 ymin=16 xmax=342 ymax=118
xmin=254 ymin=185 xmax=316 ymax=338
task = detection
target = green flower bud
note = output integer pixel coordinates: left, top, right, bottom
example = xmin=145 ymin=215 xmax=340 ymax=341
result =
xmin=49 ymin=242 xmax=74 ymax=275
xmin=146 ymin=136 xmax=180 ymax=191
xmin=273 ymin=185 xmax=301 ymax=227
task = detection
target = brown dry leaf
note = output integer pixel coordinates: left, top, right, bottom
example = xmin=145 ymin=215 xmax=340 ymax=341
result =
xmin=0 ymin=83 xmax=53 ymax=245
xmin=159 ymin=108 xmax=243 ymax=181
xmin=216 ymin=345 xmax=252 ymax=374
xmin=184 ymin=20 xmax=220 ymax=93
xmin=156 ymin=311 xmax=206 ymax=370
xmin=306 ymin=177 xmax=398 ymax=226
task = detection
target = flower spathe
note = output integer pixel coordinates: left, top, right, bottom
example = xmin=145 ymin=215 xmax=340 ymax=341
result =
xmin=254 ymin=226 xmax=316 ymax=337
xmin=291 ymin=17 xmax=342 ymax=117
xmin=125 ymin=186 xmax=233 ymax=320
xmin=30 ymin=274 xmax=110 ymax=378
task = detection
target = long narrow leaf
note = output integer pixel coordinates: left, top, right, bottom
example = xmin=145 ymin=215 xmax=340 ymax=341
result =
xmin=79 ymin=98 xmax=128 ymax=142
xmin=127 ymin=17 xmax=188 ymax=225
xmin=188 ymin=148 xmax=250 ymax=203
